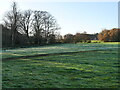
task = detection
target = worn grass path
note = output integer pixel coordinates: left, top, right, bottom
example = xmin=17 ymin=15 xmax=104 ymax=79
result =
xmin=2 ymin=49 xmax=113 ymax=61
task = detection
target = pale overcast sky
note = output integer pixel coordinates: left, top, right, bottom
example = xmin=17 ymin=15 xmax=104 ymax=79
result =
xmin=0 ymin=0 xmax=119 ymax=35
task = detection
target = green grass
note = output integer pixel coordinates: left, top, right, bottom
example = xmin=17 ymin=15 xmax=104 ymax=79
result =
xmin=2 ymin=43 xmax=119 ymax=88
xmin=91 ymin=40 xmax=102 ymax=43
xmin=2 ymin=43 xmax=119 ymax=59
xmin=91 ymin=40 xmax=120 ymax=44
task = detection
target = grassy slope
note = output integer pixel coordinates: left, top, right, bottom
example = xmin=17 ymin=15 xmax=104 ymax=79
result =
xmin=2 ymin=44 xmax=119 ymax=88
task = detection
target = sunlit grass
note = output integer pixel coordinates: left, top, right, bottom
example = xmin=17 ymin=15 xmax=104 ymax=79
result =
xmin=91 ymin=40 xmax=120 ymax=44
xmin=91 ymin=40 xmax=102 ymax=43
xmin=101 ymin=42 xmax=120 ymax=44
xmin=2 ymin=46 xmax=119 ymax=88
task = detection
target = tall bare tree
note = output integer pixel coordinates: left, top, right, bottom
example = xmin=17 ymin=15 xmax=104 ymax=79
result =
xmin=3 ymin=2 xmax=19 ymax=46
xmin=18 ymin=10 xmax=33 ymax=43
xmin=42 ymin=11 xmax=60 ymax=43
xmin=32 ymin=11 xmax=45 ymax=44
xmin=32 ymin=11 xmax=60 ymax=44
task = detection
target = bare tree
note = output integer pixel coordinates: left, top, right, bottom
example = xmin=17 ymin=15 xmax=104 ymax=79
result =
xmin=18 ymin=10 xmax=33 ymax=43
xmin=2 ymin=2 xmax=61 ymax=46
xmin=32 ymin=11 xmax=45 ymax=44
xmin=42 ymin=11 xmax=60 ymax=43
xmin=3 ymin=2 xmax=19 ymax=46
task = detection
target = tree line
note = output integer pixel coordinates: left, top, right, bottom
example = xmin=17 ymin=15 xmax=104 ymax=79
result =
xmin=60 ymin=32 xmax=96 ymax=43
xmin=61 ymin=28 xmax=120 ymax=43
xmin=2 ymin=2 xmax=60 ymax=47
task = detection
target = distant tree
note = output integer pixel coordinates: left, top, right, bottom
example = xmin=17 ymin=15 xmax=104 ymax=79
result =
xmin=74 ymin=33 xmax=82 ymax=43
xmin=82 ymin=34 xmax=90 ymax=42
xmin=74 ymin=32 xmax=90 ymax=43
xmin=109 ymin=28 xmax=120 ymax=42
xmin=98 ymin=29 xmax=109 ymax=42
xmin=63 ymin=34 xmax=74 ymax=43
xmin=3 ymin=2 xmax=20 ymax=46
xmin=98 ymin=28 xmax=120 ymax=42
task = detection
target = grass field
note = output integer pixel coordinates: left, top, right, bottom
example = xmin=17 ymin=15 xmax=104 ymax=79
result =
xmin=2 ymin=43 xmax=120 ymax=88
xmin=2 ymin=42 xmax=119 ymax=59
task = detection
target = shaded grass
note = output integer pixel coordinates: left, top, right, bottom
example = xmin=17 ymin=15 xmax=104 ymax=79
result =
xmin=2 ymin=48 xmax=119 ymax=88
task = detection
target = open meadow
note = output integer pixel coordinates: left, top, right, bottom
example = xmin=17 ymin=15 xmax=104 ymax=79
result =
xmin=2 ymin=42 xmax=120 ymax=88
xmin=1 ymin=1 xmax=119 ymax=89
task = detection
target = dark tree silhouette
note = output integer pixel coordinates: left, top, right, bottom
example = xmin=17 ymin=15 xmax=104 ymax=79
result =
xmin=2 ymin=2 xmax=61 ymax=47
xmin=18 ymin=10 xmax=33 ymax=42
xmin=32 ymin=11 xmax=60 ymax=44
xmin=32 ymin=11 xmax=45 ymax=44
xmin=3 ymin=2 xmax=20 ymax=46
